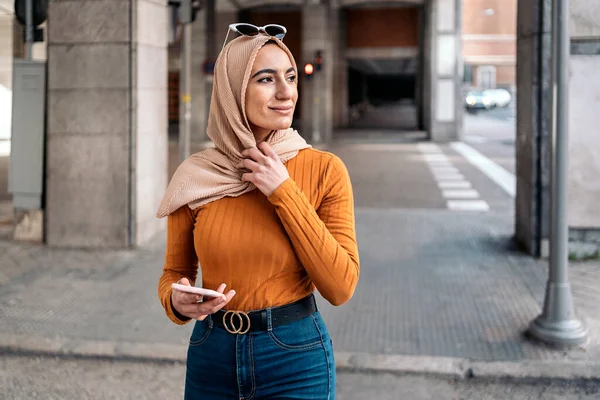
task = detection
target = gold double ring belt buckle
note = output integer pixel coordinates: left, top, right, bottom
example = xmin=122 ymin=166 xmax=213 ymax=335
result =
xmin=222 ymin=310 xmax=251 ymax=335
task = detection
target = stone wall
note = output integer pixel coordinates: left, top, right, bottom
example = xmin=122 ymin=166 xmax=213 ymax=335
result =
xmin=515 ymin=0 xmax=600 ymax=258
xmin=46 ymin=0 xmax=168 ymax=248
xmin=567 ymin=0 xmax=600 ymax=258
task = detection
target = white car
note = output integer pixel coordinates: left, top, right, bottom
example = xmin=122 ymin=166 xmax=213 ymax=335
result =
xmin=0 ymin=84 xmax=11 ymax=140
xmin=482 ymin=88 xmax=512 ymax=108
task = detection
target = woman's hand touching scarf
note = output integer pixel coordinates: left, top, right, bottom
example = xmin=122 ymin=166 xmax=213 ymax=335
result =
xmin=237 ymin=142 xmax=290 ymax=197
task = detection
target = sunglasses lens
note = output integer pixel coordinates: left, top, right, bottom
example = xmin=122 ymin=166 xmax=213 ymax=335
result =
xmin=235 ymin=24 xmax=259 ymax=36
xmin=264 ymin=25 xmax=286 ymax=39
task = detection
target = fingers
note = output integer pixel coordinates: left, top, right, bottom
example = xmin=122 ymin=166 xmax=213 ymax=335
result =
xmin=204 ymin=290 xmax=236 ymax=315
xmin=172 ymin=290 xmax=202 ymax=307
xmin=179 ymin=290 xmax=236 ymax=320
xmin=236 ymin=158 xmax=260 ymax=172
xmin=257 ymin=142 xmax=278 ymax=159
xmin=241 ymin=147 xmax=265 ymax=163
xmin=172 ymin=282 xmax=237 ymax=321
xmin=178 ymin=277 xmax=190 ymax=286
xmin=173 ymin=278 xmax=202 ymax=303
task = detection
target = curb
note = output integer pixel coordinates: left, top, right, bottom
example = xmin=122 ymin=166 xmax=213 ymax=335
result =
xmin=2 ymin=333 xmax=600 ymax=382
xmin=334 ymin=352 xmax=600 ymax=382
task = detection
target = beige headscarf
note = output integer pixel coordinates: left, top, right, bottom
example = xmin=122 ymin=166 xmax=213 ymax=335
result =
xmin=156 ymin=34 xmax=311 ymax=218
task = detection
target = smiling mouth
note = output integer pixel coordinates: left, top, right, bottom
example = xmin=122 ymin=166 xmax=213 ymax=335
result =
xmin=269 ymin=106 xmax=294 ymax=114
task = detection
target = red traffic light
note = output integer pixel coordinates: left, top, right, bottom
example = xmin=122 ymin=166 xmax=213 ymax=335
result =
xmin=304 ymin=63 xmax=314 ymax=75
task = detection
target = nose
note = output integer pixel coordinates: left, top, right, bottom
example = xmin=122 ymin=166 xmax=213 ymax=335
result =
xmin=275 ymin=78 xmax=293 ymax=100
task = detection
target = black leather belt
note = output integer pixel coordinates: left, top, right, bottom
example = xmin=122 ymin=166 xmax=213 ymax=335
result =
xmin=211 ymin=294 xmax=317 ymax=334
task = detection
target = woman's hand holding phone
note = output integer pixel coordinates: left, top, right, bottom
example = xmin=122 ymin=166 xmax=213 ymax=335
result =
xmin=171 ymin=278 xmax=236 ymax=321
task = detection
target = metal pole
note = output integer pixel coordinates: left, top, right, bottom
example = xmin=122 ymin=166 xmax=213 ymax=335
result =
xmin=205 ymin=0 xmax=216 ymax=142
xmin=179 ymin=22 xmax=192 ymax=162
xmin=313 ymin=73 xmax=321 ymax=143
xmin=528 ymin=0 xmax=588 ymax=347
xmin=25 ymin=0 xmax=33 ymax=60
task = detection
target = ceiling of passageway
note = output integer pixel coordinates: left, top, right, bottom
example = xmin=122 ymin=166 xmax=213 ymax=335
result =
xmin=217 ymin=0 xmax=423 ymax=76
xmin=217 ymin=0 xmax=304 ymax=12
xmin=217 ymin=0 xmax=424 ymax=12
xmin=348 ymin=57 xmax=418 ymax=76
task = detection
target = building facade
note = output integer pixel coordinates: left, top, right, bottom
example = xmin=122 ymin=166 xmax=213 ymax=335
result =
xmin=462 ymin=0 xmax=517 ymax=90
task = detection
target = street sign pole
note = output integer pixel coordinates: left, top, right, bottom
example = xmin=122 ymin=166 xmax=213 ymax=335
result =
xmin=179 ymin=21 xmax=192 ymax=162
xmin=178 ymin=0 xmax=193 ymax=162
xmin=25 ymin=0 xmax=33 ymax=60
xmin=528 ymin=0 xmax=588 ymax=347
xmin=313 ymin=72 xmax=321 ymax=143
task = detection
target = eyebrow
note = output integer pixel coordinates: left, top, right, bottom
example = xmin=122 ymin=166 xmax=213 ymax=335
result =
xmin=251 ymin=67 xmax=296 ymax=79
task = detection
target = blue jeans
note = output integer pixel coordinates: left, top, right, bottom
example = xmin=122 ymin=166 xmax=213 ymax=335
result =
xmin=184 ymin=309 xmax=335 ymax=400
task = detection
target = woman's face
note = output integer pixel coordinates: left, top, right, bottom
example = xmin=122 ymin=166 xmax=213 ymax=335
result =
xmin=245 ymin=43 xmax=298 ymax=142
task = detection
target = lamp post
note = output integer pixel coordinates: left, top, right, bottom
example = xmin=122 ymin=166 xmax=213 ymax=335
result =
xmin=304 ymin=50 xmax=324 ymax=144
xmin=170 ymin=0 xmax=201 ymax=162
xmin=527 ymin=0 xmax=588 ymax=347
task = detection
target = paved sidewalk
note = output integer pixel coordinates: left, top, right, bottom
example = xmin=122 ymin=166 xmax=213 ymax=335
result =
xmin=1 ymin=142 xmax=599 ymax=381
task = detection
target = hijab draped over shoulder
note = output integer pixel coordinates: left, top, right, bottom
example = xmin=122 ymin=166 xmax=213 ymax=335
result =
xmin=156 ymin=35 xmax=310 ymax=218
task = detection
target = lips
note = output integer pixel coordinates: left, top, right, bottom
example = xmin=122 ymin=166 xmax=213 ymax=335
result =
xmin=269 ymin=106 xmax=294 ymax=114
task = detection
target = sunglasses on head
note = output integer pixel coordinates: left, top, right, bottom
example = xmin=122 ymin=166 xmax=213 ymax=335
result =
xmin=222 ymin=23 xmax=287 ymax=51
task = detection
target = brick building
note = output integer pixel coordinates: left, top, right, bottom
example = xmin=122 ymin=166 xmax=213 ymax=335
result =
xmin=462 ymin=0 xmax=517 ymax=90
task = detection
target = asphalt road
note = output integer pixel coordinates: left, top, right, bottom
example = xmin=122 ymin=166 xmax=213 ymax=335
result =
xmin=463 ymin=109 xmax=516 ymax=176
xmin=2 ymin=355 xmax=600 ymax=400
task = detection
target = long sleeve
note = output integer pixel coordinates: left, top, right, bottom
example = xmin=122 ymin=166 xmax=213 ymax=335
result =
xmin=267 ymin=155 xmax=360 ymax=306
xmin=157 ymin=205 xmax=199 ymax=325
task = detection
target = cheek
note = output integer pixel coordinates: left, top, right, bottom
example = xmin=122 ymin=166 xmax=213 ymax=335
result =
xmin=246 ymin=88 xmax=268 ymax=113
xmin=245 ymin=90 xmax=270 ymax=127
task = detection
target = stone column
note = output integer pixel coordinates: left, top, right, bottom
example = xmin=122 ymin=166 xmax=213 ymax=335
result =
xmin=514 ymin=0 xmax=553 ymax=256
xmin=331 ymin=4 xmax=348 ymax=130
xmin=515 ymin=0 xmax=600 ymax=258
xmin=301 ymin=3 xmax=333 ymax=143
xmin=46 ymin=0 xmax=168 ymax=248
xmin=567 ymin=0 xmax=600 ymax=258
xmin=423 ymin=0 xmax=463 ymax=141
xmin=0 ymin=14 xmax=13 ymax=90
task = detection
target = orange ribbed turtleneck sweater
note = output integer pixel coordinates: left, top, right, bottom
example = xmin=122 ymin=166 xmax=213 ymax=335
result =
xmin=158 ymin=148 xmax=360 ymax=325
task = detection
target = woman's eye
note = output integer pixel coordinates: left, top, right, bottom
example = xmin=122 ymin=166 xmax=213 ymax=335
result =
xmin=287 ymin=75 xmax=297 ymax=82
xmin=258 ymin=77 xmax=273 ymax=83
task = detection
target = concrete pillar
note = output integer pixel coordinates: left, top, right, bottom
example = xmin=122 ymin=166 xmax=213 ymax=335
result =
xmin=331 ymin=5 xmax=348 ymax=129
xmin=567 ymin=0 xmax=600 ymax=258
xmin=515 ymin=0 xmax=553 ymax=256
xmin=515 ymin=0 xmax=600 ymax=258
xmin=423 ymin=0 xmax=463 ymax=141
xmin=301 ymin=3 xmax=334 ymax=143
xmin=0 ymin=15 xmax=13 ymax=90
xmin=46 ymin=0 xmax=168 ymax=247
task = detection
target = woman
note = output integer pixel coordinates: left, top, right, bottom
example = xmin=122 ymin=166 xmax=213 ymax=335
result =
xmin=157 ymin=24 xmax=359 ymax=400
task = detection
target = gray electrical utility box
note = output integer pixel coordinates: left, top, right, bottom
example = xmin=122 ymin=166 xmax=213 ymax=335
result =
xmin=8 ymin=60 xmax=46 ymax=210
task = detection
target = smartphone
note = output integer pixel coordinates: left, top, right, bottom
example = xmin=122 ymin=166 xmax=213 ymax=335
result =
xmin=171 ymin=283 xmax=226 ymax=299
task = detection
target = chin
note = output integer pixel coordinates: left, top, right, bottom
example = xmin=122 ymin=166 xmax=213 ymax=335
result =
xmin=272 ymin=117 xmax=294 ymax=130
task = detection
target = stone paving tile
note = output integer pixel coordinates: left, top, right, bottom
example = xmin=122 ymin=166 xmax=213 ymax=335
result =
xmin=317 ymin=209 xmax=600 ymax=362
xmin=0 ymin=142 xmax=598 ymax=364
xmin=0 ymin=209 xmax=598 ymax=363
